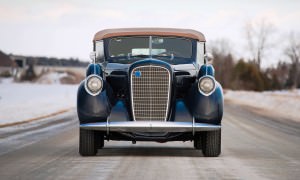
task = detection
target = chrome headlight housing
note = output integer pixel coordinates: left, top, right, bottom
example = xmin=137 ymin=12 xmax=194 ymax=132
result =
xmin=198 ymin=76 xmax=216 ymax=96
xmin=85 ymin=75 xmax=103 ymax=96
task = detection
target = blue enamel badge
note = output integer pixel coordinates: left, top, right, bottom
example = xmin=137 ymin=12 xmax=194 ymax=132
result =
xmin=135 ymin=71 xmax=141 ymax=77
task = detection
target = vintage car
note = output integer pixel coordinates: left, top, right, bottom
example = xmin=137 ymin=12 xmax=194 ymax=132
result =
xmin=77 ymin=28 xmax=223 ymax=157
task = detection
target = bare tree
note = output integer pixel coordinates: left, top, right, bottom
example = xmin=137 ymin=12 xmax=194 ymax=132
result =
xmin=244 ymin=19 xmax=275 ymax=69
xmin=285 ymin=32 xmax=300 ymax=88
xmin=208 ymin=39 xmax=235 ymax=88
xmin=208 ymin=39 xmax=233 ymax=56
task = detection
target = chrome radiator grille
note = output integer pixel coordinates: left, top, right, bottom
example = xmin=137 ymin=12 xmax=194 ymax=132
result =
xmin=131 ymin=65 xmax=171 ymax=121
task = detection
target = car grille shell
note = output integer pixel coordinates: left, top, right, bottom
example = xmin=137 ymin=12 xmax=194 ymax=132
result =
xmin=130 ymin=65 xmax=171 ymax=121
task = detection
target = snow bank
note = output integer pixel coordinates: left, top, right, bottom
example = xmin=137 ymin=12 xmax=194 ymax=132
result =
xmin=224 ymin=90 xmax=300 ymax=122
xmin=35 ymin=72 xmax=69 ymax=84
xmin=0 ymin=83 xmax=78 ymax=126
xmin=35 ymin=71 xmax=84 ymax=84
xmin=0 ymin=77 xmax=14 ymax=84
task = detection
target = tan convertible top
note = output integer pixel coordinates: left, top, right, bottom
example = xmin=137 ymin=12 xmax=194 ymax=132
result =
xmin=93 ymin=28 xmax=205 ymax=41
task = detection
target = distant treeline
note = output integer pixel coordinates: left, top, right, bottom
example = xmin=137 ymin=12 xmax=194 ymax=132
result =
xmin=1 ymin=49 xmax=90 ymax=68
xmin=10 ymin=55 xmax=89 ymax=67
xmin=0 ymin=50 xmax=89 ymax=80
xmin=211 ymin=19 xmax=300 ymax=91
xmin=213 ymin=53 xmax=299 ymax=91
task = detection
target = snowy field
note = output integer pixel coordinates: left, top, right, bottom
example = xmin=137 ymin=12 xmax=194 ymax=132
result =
xmin=224 ymin=90 xmax=300 ymax=123
xmin=0 ymin=78 xmax=78 ymax=126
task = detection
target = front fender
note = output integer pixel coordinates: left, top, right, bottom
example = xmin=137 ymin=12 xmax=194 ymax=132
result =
xmin=185 ymin=82 xmax=223 ymax=125
xmin=77 ymin=81 xmax=111 ymax=124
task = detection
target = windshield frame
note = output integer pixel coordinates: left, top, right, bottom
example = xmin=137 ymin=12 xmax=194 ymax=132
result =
xmin=102 ymin=36 xmax=197 ymax=65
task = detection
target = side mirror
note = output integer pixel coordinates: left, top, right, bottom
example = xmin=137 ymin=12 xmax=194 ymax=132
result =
xmin=204 ymin=53 xmax=214 ymax=64
xmin=89 ymin=51 xmax=96 ymax=63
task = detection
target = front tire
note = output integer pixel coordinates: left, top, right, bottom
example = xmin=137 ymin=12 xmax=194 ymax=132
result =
xmin=202 ymin=129 xmax=221 ymax=157
xmin=79 ymin=128 xmax=97 ymax=156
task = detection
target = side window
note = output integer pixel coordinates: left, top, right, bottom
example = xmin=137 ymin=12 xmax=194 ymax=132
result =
xmin=95 ymin=41 xmax=105 ymax=62
xmin=196 ymin=42 xmax=205 ymax=66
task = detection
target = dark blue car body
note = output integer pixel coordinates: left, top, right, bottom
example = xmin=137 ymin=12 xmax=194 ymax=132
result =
xmin=78 ymin=28 xmax=223 ymax=157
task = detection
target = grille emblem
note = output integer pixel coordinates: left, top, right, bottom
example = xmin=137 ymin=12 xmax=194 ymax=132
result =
xmin=135 ymin=71 xmax=142 ymax=77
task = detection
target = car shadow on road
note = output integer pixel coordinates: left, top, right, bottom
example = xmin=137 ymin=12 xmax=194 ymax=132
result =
xmin=95 ymin=146 xmax=204 ymax=157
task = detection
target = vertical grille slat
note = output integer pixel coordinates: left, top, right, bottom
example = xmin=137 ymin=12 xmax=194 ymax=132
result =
xmin=131 ymin=65 xmax=171 ymax=121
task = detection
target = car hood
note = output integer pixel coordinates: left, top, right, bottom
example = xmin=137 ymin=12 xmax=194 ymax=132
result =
xmin=103 ymin=59 xmax=198 ymax=76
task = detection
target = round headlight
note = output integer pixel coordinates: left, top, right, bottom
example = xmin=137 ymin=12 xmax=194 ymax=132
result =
xmin=198 ymin=76 xmax=215 ymax=95
xmin=85 ymin=75 xmax=103 ymax=95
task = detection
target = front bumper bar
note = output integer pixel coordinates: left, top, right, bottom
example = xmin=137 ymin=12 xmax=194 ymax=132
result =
xmin=80 ymin=121 xmax=221 ymax=133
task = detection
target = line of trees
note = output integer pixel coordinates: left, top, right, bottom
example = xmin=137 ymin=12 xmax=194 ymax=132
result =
xmin=210 ymin=20 xmax=300 ymax=91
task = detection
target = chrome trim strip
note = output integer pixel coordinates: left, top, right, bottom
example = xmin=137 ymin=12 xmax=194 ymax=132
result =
xmin=149 ymin=36 xmax=152 ymax=58
xmin=130 ymin=65 xmax=171 ymax=121
xmin=192 ymin=117 xmax=195 ymax=135
xmin=80 ymin=121 xmax=221 ymax=132
xmin=106 ymin=116 xmax=109 ymax=135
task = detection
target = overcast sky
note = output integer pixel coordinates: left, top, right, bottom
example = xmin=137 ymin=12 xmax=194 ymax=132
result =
xmin=0 ymin=0 xmax=299 ymax=67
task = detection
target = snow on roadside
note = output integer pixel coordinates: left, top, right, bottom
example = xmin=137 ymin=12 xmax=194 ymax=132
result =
xmin=35 ymin=72 xmax=69 ymax=84
xmin=0 ymin=77 xmax=14 ymax=84
xmin=0 ymin=83 xmax=78 ymax=126
xmin=224 ymin=90 xmax=300 ymax=123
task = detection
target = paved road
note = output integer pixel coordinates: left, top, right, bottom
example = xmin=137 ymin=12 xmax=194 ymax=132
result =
xmin=0 ymin=102 xmax=299 ymax=180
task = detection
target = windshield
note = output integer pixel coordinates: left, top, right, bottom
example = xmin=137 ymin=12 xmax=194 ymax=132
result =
xmin=106 ymin=36 xmax=194 ymax=64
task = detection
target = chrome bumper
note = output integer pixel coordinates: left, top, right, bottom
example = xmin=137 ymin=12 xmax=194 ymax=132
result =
xmin=80 ymin=121 xmax=221 ymax=133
